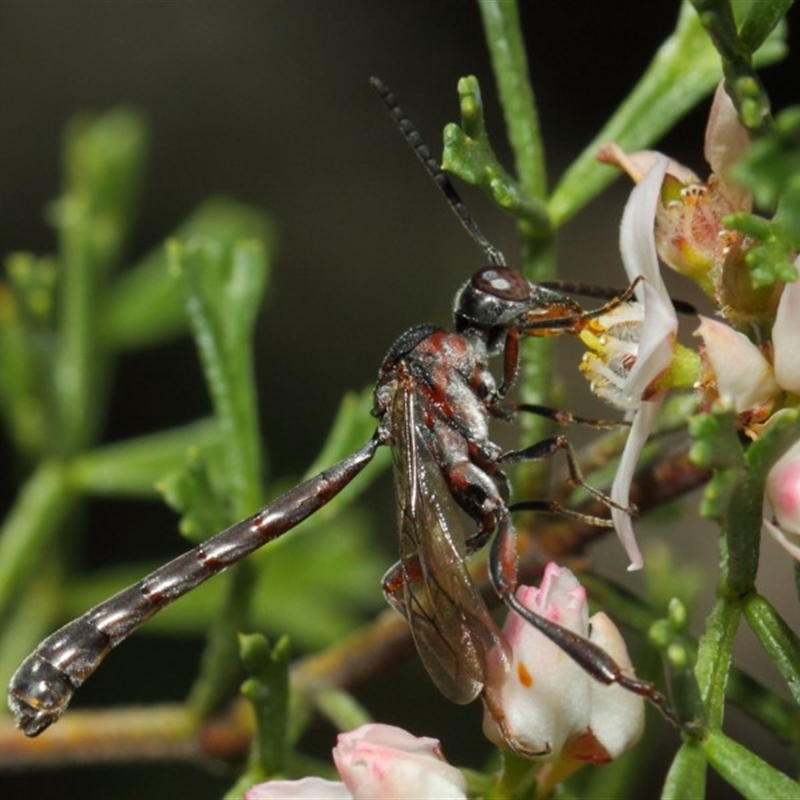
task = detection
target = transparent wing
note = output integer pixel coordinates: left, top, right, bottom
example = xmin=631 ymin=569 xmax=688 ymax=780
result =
xmin=391 ymin=384 xmax=508 ymax=704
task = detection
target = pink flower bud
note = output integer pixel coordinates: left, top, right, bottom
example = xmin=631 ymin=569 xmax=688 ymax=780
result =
xmin=245 ymin=724 xmax=466 ymax=800
xmin=772 ymin=267 xmax=800 ymax=394
xmin=764 ymin=439 xmax=800 ymax=560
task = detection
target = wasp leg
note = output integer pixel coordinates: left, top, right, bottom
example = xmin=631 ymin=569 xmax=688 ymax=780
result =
xmin=512 ymin=402 xmax=628 ymax=430
xmin=500 ymin=434 xmax=636 ymax=516
xmin=381 ymin=554 xmax=423 ymax=619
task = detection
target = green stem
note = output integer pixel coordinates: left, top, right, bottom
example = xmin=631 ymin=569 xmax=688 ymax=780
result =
xmin=188 ymin=560 xmax=258 ymax=717
xmin=689 ymin=0 xmax=774 ymax=133
xmin=662 ymin=742 xmax=708 ymax=799
xmin=53 ymin=111 xmax=146 ymax=454
xmin=742 ymin=593 xmax=800 ymax=705
xmin=478 ymin=0 xmax=547 ymax=204
xmin=54 ymin=206 xmax=103 ymax=455
xmin=240 ymin=634 xmax=291 ymax=781
xmin=703 ymin=728 xmax=800 ymax=799
xmin=0 ymin=460 xmax=74 ymax=615
xmin=172 ymin=238 xmax=271 ymax=718
xmin=314 ymin=686 xmax=372 ymax=732
xmin=694 ymin=595 xmax=740 ymax=729
xmin=479 ymin=0 xmax=555 ymax=458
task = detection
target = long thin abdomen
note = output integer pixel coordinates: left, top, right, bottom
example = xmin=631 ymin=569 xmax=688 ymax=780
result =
xmin=8 ymin=437 xmax=379 ymax=736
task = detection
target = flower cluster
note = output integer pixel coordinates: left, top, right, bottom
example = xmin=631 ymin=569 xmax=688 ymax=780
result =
xmin=245 ymin=567 xmax=646 ymax=799
xmin=591 ymin=83 xmax=800 ymax=568
xmin=250 ymin=83 xmax=800 ymax=800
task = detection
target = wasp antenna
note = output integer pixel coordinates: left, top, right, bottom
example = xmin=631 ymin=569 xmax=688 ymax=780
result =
xmin=370 ymin=77 xmax=505 ymax=268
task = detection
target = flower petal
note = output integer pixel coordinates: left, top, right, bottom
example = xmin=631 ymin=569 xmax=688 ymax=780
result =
xmin=245 ymin=778 xmax=351 ymax=800
xmin=623 ymin=281 xmax=677 ymax=402
xmin=695 ymin=316 xmax=778 ymax=411
xmin=620 ymin=156 xmax=670 ymax=292
xmin=596 ymin=143 xmax=698 ymax=185
xmin=764 ymin=438 xmax=800 ymax=541
xmin=608 ymin=157 xmax=683 ymax=570
xmin=611 ymin=400 xmax=663 ymax=570
xmin=773 ymin=263 xmax=800 ymax=393
xmin=482 ymin=567 xmax=645 ymax=761
xmin=763 ymin=517 xmax=800 ymax=561
xmin=704 ymin=82 xmax=751 ymax=209
xmin=584 ymin=613 xmax=645 ymax=759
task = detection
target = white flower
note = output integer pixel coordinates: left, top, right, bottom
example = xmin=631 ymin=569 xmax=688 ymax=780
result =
xmin=580 ymin=303 xmax=646 ymax=412
xmin=481 ymin=563 xmax=644 ymax=761
xmin=580 ymin=612 xmax=646 ymax=760
xmin=580 ymin=156 xmax=678 ymax=569
xmin=694 ymin=255 xmax=800 ymax=425
xmin=244 ymin=724 xmax=467 ymax=800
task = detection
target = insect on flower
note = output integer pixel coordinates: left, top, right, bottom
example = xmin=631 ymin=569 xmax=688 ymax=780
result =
xmin=7 ymin=78 xmax=681 ymax=745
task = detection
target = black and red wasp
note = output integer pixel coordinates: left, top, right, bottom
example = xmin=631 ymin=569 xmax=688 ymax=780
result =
xmin=7 ymin=78 xmax=678 ymax=744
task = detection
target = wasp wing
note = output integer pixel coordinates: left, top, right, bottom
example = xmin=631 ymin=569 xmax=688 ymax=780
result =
xmin=391 ymin=384 xmax=509 ymax=704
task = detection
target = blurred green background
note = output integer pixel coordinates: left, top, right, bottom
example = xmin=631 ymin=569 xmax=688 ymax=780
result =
xmin=1 ymin=2 xmax=799 ymax=798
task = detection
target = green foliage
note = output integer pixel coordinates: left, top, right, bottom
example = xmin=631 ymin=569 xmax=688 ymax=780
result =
xmin=549 ymin=0 xmax=785 ymax=227
xmin=169 ymin=237 xmax=269 ymax=518
xmin=54 ymin=110 xmax=148 ymax=455
xmin=442 ymin=77 xmax=548 ymax=232
xmin=742 ymin=593 xmax=800 ymax=705
xmin=737 ymin=106 xmax=800 ymax=210
xmin=690 ymin=0 xmax=790 ymax=132
xmin=158 ymin=450 xmax=232 ymax=543
xmin=101 ymin=198 xmax=272 ymax=350
xmin=703 ymin=728 xmax=800 ymax=799
xmin=691 ymin=2 xmax=800 ymax=289
xmin=692 ymin=409 xmax=800 ymax=590
xmin=683 ymin=410 xmax=800 ymax=793
xmin=224 ymin=635 xmax=291 ymax=798
xmin=70 ymin=419 xmax=224 ymax=499
xmin=727 ymin=106 xmax=800 ymax=285
xmin=0 ymin=103 xmax=387 ymax=753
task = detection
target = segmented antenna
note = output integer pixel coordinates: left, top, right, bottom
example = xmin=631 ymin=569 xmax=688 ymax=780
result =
xmin=370 ymin=77 xmax=506 ymax=268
